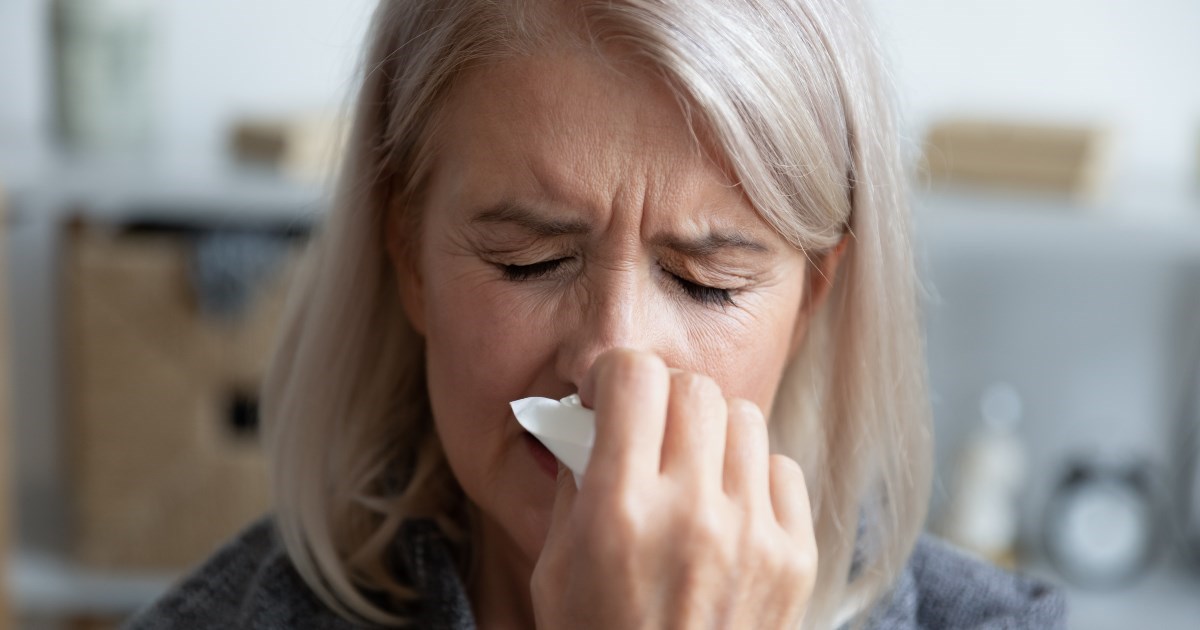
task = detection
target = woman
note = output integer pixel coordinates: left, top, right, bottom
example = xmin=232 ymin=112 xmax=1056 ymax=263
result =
xmin=130 ymin=0 xmax=1065 ymax=628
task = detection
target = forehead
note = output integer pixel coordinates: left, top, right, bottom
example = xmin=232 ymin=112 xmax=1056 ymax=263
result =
xmin=426 ymin=53 xmax=763 ymax=234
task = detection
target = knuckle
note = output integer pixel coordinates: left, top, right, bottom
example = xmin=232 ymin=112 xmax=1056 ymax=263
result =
xmin=578 ymin=523 xmax=621 ymax=564
xmin=742 ymin=526 xmax=780 ymax=566
xmin=744 ymin=525 xmax=776 ymax=560
xmin=729 ymin=520 xmax=777 ymax=580
xmin=682 ymin=506 xmax=732 ymax=561
xmin=671 ymin=370 xmax=721 ymax=401
xmin=770 ymin=453 xmax=804 ymax=479
xmin=727 ymin=397 xmax=764 ymax=422
xmin=784 ymin=539 xmax=819 ymax=589
xmin=690 ymin=511 xmax=724 ymax=546
xmin=799 ymin=537 xmax=819 ymax=576
xmin=727 ymin=399 xmax=767 ymax=441
xmin=780 ymin=552 xmax=803 ymax=579
xmin=594 ymin=492 xmax=645 ymax=542
xmin=605 ymin=349 xmax=666 ymax=386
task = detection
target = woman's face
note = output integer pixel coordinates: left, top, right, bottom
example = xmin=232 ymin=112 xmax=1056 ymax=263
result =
xmin=394 ymin=54 xmax=815 ymax=565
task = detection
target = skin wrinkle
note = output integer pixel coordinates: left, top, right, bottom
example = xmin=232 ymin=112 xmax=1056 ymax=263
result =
xmin=460 ymin=201 xmax=782 ymax=315
xmin=466 ymin=220 xmax=770 ymax=316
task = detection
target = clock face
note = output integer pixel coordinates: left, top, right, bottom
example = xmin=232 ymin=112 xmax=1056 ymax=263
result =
xmin=1046 ymin=471 xmax=1157 ymax=587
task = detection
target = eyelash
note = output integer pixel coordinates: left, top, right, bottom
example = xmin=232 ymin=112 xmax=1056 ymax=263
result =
xmin=498 ymin=259 xmax=735 ymax=308
xmin=672 ymin=275 xmax=736 ymax=307
xmin=499 ymin=259 xmax=567 ymax=281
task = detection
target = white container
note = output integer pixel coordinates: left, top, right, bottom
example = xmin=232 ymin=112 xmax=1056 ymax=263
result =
xmin=53 ymin=0 xmax=157 ymax=150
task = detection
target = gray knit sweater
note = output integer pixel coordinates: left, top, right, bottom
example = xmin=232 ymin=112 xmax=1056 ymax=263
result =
xmin=125 ymin=517 xmax=1066 ymax=629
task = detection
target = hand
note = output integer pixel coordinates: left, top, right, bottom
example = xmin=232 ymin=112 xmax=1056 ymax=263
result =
xmin=530 ymin=349 xmax=817 ymax=629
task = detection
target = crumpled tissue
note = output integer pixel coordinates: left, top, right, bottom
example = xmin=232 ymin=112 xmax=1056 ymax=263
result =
xmin=510 ymin=394 xmax=595 ymax=489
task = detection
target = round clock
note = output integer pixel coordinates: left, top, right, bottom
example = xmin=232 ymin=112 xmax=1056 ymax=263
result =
xmin=1043 ymin=457 xmax=1161 ymax=587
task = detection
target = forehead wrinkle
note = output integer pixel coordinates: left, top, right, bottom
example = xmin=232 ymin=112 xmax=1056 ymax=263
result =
xmin=519 ymin=54 xmax=705 ymax=227
xmin=440 ymin=53 xmax=773 ymax=256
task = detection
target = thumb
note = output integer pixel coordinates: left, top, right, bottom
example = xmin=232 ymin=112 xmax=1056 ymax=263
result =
xmin=537 ymin=462 xmax=578 ymax=572
xmin=532 ymin=462 xmax=578 ymax=620
xmin=549 ymin=461 xmax=578 ymax=532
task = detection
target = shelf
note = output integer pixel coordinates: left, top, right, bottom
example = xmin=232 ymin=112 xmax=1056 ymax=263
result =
xmin=7 ymin=551 xmax=176 ymax=617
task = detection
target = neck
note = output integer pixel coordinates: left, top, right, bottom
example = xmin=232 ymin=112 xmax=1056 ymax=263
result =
xmin=468 ymin=512 xmax=537 ymax=629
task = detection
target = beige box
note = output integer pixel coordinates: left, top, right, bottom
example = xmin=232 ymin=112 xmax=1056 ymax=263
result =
xmin=229 ymin=114 xmax=345 ymax=184
xmin=61 ymin=219 xmax=303 ymax=571
xmin=923 ymin=119 xmax=1110 ymax=201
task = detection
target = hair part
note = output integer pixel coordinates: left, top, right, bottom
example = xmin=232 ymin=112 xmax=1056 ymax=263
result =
xmin=263 ymin=1 xmax=931 ymax=627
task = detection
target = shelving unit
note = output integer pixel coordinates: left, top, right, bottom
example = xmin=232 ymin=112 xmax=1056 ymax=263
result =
xmin=3 ymin=156 xmax=322 ymax=626
xmin=918 ymin=187 xmax=1200 ymax=630
xmin=2 ymin=180 xmax=14 ymax=630
xmin=8 ymin=551 xmax=173 ymax=621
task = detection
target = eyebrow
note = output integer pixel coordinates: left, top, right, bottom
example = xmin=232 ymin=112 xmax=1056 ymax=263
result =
xmin=470 ymin=201 xmax=771 ymax=256
xmin=652 ymin=232 xmax=772 ymax=257
xmin=470 ymin=202 xmax=590 ymax=236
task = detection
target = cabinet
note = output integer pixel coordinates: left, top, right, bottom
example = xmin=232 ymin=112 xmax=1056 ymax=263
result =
xmin=3 ymin=162 xmax=321 ymax=625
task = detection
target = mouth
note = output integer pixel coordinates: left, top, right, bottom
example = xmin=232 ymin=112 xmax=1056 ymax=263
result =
xmin=522 ymin=431 xmax=559 ymax=479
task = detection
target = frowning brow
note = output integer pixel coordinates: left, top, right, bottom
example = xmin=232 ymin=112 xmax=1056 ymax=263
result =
xmin=470 ymin=202 xmax=590 ymax=236
xmin=653 ymin=232 xmax=772 ymax=257
xmin=470 ymin=201 xmax=771 ymax=256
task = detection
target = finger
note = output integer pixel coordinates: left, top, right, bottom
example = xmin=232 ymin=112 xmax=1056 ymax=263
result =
xmin=722 ymin=398 xmax=771 ymax=510
xmin=583 ymin=349 xmax=670 ymax=490
xmin=660 ymin=370 xmax=726 ymax=488
xmin=769 ymin=454 xmax=814 ymax=538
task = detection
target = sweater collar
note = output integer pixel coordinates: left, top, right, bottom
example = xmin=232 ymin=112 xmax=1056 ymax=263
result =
xmin=391 ymin=518 xmax=919 ymax=630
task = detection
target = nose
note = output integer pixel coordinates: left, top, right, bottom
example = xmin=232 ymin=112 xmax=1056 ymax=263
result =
xmin=554 ymin=266 xmax=664 ymax=392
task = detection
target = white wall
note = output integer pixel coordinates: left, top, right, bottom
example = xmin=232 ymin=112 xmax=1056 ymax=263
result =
xmin=868 ymin=0 xmax=1200 ymax=209
xmin=0 ymin=0 xmax=49 ymax=149
xmin=1 ymin=0 xmax=1197 ymax=199
xmin=153 ymin=0 xmax=376 ymax=163
xmin=0 ymin=0 xmax=376 ymax=169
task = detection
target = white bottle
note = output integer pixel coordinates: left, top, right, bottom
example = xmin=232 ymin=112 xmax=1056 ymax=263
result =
xmin=943 ymin=383 xmax=1027 ymax=567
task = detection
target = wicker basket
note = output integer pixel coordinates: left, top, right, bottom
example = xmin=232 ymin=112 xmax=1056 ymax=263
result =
xmin=61 ymin=218 xmax=303 ymax=570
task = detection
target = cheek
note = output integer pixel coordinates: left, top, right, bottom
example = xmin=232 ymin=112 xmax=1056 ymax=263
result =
xmin=686 ymin=287 xmax=804 ymax=415
xmin=420 ymin=264 xmax=557 ymax=434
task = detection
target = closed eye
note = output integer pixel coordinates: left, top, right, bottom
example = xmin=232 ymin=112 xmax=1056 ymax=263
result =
xmin=499 ymin=258 xmax=569 ymax=281
xmin=499 ymin=258 xmax=736 ymax=308
xmin=671 ymin=275 xmax=735 ymax=307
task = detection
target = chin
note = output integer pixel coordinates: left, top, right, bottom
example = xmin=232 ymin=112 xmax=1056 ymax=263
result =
xmin=510 ymin=501 xmax=553 ymax=562
xmin=466 ymin=447 xmax=558 ymax=565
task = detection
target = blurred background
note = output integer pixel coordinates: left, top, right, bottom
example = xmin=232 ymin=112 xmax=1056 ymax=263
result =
xmin=0 ymin=0 xmax=1198 ymax=628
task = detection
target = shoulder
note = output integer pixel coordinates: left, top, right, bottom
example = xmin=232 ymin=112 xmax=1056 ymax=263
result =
xmin=124 ymin=516 xmax=363 ymax=630
xmin=873 ymin=534 xmax=1067 ymax=629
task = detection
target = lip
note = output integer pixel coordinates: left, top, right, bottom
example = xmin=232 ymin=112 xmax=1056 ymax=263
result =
xmin=522 ymin=432 xmax=559 ymax=479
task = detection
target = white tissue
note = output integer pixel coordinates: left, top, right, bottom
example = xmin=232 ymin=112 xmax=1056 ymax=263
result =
xmin=510 ymin=394 xmax=596 ymax=489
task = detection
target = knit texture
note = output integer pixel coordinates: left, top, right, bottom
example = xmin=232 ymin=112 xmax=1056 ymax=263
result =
xmin=125 ymin=517 xmax=1066 ymax=629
